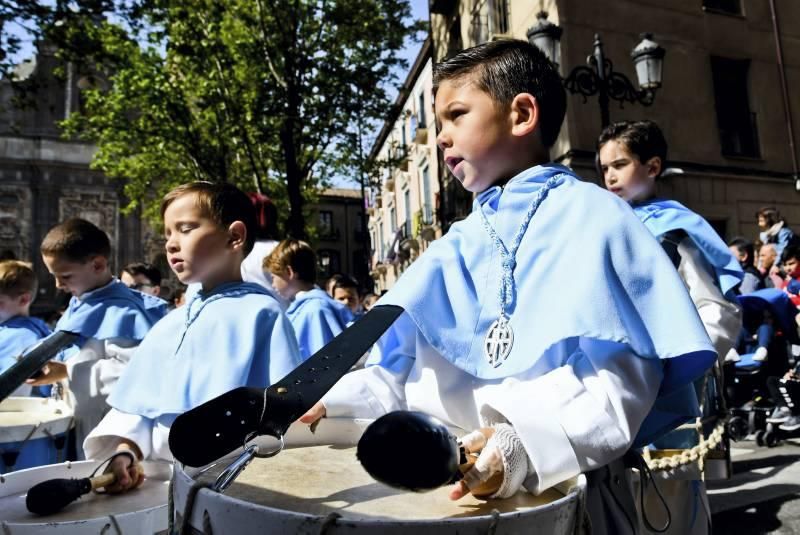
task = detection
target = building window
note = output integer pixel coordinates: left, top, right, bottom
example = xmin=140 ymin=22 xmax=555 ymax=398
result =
xmin=389 ymin=206 xmax=397 ymax=233
xmin=417 ymin=92 xmax=426 ymax=126
xmin=711 ymin=57 xmax=759 ymax=158
xmin=317 ymin=249 xmax=341 ymax=279
xmin=379 ymin=222 xmax=385 ymax=260
xmin=421 ymin=164 xmax=433 ymax=224
xmin=403 ymin=189 xmax=412 ymax=237
xmin=319 ymin=210 xmax=334 ymax=238
xmin=489 ymin=0 xmax=509 ymax=35
xmin=703 ymin=0 xmax=741 ymax=15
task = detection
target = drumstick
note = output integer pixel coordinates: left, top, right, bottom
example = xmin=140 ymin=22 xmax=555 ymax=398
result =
xmin=26 ymin=464 xmax=144 ymax=516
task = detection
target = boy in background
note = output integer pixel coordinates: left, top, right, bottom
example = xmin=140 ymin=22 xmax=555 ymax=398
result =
xmin=120 ymin=262 xmax=162 ymax=297
xmin=265 ymin=239 xmax=353 ymax=359
xmin=84 ymin=182 xmax=302 ymax=492
xmin=29 ymin=218 xmax=168 ymax=457
xmin=0 ymin=260 xmax=51 ymax=396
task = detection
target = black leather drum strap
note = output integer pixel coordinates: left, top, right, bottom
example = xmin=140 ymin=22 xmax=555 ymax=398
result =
xmin=0 ymin=331 xmax=79 ymax=402
xmin=169 ymin=305 xmax=404 ymax=467
xmin=660 ymin=230 xmax=686 ymax=269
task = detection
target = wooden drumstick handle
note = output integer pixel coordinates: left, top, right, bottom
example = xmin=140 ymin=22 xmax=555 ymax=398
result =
xmin=458 ymin=451 xmax=503 ymax=498
xmin=91 ymin=462 xmax=145 ymax=490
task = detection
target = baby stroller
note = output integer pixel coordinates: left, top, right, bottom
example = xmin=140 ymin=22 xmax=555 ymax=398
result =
xmin=725 ymin=288 xmax=798 ymax=444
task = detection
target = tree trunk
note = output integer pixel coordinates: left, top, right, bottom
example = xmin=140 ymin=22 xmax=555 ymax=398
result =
xmin=281 ymin=116 xmax=306 ymax=240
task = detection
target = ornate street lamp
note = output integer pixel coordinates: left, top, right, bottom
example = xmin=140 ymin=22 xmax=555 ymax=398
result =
xmin=527 ymin=12 xmax=666 ymax=128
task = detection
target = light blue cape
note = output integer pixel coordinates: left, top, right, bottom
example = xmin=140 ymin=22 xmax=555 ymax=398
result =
xmin=56 ymin=279 xmax=168 ymax=341
xmin=632 ymin=199 xmax=744 ymax=296
xmin=286 ymin=287 xmax=353 ymax=359
xmin=109 ymin=281 xmax=302 ymax=419
xmin=0 ymin=316 xmax=52 ymax=373
xmin=379 ymin=164 xmax=716 ymax=396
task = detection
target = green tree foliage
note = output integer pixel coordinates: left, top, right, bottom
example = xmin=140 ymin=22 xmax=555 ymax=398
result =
xmin=57 ymin=0 xmax=419 ymax=238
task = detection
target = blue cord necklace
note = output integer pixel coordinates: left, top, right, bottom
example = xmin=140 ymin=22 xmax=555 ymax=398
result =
xmin=477 ymin=173 xmax=565 ymax=367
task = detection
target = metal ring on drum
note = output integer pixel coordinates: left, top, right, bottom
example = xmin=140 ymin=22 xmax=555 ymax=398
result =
xmin=173 ymin=418 xmax=587 ymax=534
xmin=0 ymin=460 xmax=172 ymax=534
xmin=0 ymin=397 xmax=74 ymax=473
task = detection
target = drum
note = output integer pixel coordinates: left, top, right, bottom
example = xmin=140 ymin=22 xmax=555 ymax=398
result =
xmin=173 ymin=418 xmax=586 ymax=534
xmin=0 ymin=460 xmax=172 ymax=534
xmin=0 ymin=397 xmax=74 ymax=473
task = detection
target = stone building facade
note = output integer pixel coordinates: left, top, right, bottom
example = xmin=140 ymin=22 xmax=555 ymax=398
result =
xmin=312 ymin=188 xmax=370 ymax=286
xmin=0 ymin=44 xmax=151 ymax=313
xmin=429 ymin=0 xmax=800 ymax=243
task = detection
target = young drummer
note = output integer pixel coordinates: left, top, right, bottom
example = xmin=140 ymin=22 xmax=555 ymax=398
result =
xmin=598 ymin=120 xmax=744 ymax=534
xmin=30 ymin=219 xmax=168 ymax=457
xmin=0 ymin=260 xmax=51 ymax=396
xmin=265 ymin=239 xmax=353 ymax=359
xmin=84 ymin=182 xmax=302 ymax=493
xmin=301 ymin=40 xmax=716 ymax=533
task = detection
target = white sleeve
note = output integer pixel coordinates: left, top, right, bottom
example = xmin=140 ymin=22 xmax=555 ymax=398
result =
xmin=480 ymin=339 xmax=663 ymax=494
xmin=322 ymin=313 xmax=416 ymax=418
xmin=65 ymin=338 xmax=140 ymax=399
xmin=83 ymin=408 xmax=154 ymax=460
xmin=677 ymin=238 xmax=742 ymax=359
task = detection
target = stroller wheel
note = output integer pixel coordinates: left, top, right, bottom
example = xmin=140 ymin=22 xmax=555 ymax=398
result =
xmin=728 ymin=416 xmax=748 ymax=441
xmin=755 ymin=430 xmax=766 ymax=447
xmin=764 ymin=430 xmax=779 ymax=448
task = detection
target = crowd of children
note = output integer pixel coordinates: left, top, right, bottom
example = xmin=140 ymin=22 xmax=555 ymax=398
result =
xmin=0 ymin=38 xmax=791 ymax=534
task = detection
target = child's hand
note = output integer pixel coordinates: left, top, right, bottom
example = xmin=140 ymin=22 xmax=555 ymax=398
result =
xmin=25 ymin=361 xmax=67 ymax=385
xmin=104 ymin=448 xmax=145 ymax=494
xmin=450 ymin=427 xmax=503 ymax=500
xmin=299 ymin=402 xmax=326 ymax=425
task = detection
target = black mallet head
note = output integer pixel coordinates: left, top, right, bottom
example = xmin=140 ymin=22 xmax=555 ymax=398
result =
xmin=26 ymin=477 xmax=92 ymax=516
xmin=357 ymin=411 xmax=462 ymax=492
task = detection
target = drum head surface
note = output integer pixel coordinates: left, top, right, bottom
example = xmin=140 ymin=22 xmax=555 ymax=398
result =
xmin=0 ymin=460 xmax=171 ymax=524
xmin=195 ymin=445 xmax=562 ymax=521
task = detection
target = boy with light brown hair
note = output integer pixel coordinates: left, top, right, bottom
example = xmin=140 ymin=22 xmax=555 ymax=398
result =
xmin=0 ymin=260 xmax=51 ymax=395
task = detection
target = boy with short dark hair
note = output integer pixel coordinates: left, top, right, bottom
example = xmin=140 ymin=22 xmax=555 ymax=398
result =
xmin=302 ymin=40 xmax=716 ymax=533
xmin=598 ymin=119 xmax=743 ymax=533
xmin=84 ymin=182 xmax=302 ymax=493
xmin=120 ymin=262 xmax=162 ymax=297
xmin=780 ymin=245 xmax=800 ymax=307
xmin=329 ymin=274 xmax=361 ymax=316
xmin=32 ymin=218 xmax=168 ymax=457
xmin=0 ymin=260 xmax=51 ymax=396
xmin=265 ymin=239 xmax=352 ymax=359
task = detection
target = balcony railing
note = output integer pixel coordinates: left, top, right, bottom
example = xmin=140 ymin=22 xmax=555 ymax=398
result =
xmin=411 ymin=115 xmax=428 ymax=144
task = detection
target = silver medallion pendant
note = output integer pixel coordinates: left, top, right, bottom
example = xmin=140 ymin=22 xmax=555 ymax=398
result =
xmin=484 ymin=317 xmax=514 ymax=368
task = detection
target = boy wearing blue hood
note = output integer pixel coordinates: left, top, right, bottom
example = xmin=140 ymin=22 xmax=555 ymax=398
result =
xmin=302 ymin=40 xmax=717 ymax=534
xmin=84 ymin=182 xmax=301 ymax=493
xmin=264 ymin=239 xmax=353 ymax=360
xmin=598 ymin=119 xmax=743 ymax=534
xmin=31 ymin=218 xmax=168 ymax=458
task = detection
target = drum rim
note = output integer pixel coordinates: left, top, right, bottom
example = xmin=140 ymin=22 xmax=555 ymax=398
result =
xmin=174 ymin=466 xmax=586 ymax=526
xmin=0 ymin=460 xmax=173 ymax=527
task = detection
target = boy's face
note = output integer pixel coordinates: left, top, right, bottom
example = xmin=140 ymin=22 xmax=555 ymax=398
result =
xmin=42 ymin=254 xmax=109 ymax=297
xmin=434 ymin=80 xmax=517 ymax=193
xmin=163 ymin=192 xmax=243 ymax=288
xmin=270 ymin=271 xmax=299 ymax=301
xmin=599 ymin=140 xmax=658 ymax=203
xmin=785 ymin=257 xmax=800 ymax=278
xmin=120 ymin=271 xmax=160 ymax=296
xmin=0 ymin=293 xmax=29 ymax=323
xmin=333 ymin=287 xmax=360 ymax=314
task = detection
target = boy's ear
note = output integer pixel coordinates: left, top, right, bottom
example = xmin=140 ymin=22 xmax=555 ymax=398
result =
xmin=227 ymin=221 xmax=247 ymax=251
xmin=645 ymin=156 xmax=663 ymax=179
xmin=91 ymin=255 xmax=107 ymax=273
xmin=17 ymin=292 xmax=32 ymax=307
xmin=509 ymin=93 xmax=539 ymax=137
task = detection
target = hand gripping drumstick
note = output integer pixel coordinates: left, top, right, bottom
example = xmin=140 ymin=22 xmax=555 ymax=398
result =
xmin=25 ymin=464 xmax=145 ymax=516
xmin=357 ymin=411 xmax=502 ymax=496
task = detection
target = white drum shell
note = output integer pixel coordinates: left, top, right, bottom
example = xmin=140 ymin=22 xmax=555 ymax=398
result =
xmin=173 ymin=418 xmax=586 ymax=535
xmin=0 ymin=397 xmax=73 ymax=443
xmin=0 ymin=460 xmax=171 ymax=534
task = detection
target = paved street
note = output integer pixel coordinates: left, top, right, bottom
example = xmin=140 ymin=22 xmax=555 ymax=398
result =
xmin=709 ymin=437 xmax=800 ymax=534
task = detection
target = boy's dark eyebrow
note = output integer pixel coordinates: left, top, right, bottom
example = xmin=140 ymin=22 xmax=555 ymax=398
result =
xmin=603 ymin=157 xmax=630 ymax=167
